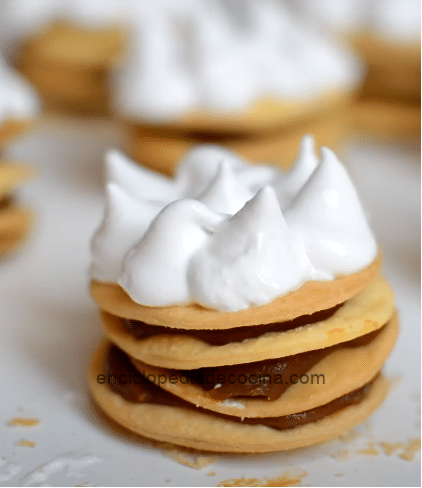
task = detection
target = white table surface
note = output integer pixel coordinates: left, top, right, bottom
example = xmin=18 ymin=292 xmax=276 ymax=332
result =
xmin=0 ymin=116 xmax=420 ymax=487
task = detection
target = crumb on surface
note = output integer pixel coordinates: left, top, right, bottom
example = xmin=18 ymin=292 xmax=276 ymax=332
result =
xmin=329 ymin=449 xmax=350 ymax=462
xmin=398 ymin=438 xmax=421 ymax=461
xmin=217 ymin=469 xmax=308 ymax=487
xmin=9 ymin=417 xmax=40 ymax=427
xmin=339 ymin=429 xmax=361 ymax=443
xmin=379 ymin=442 xmax=403 ymax=456
xmin=165 ymin=478 xmax=171 ymax=483
xmin=164 ymin=450 xmax=215 ymax=470
xmin=217 ymin=477 xmax=261 ymax=487
xmin=386 ymin=375 xmax=401 ymax=392
xmin=15 ymin=439 xmax=36 ymax=448
xmin=208 ymin=472 xmax=216 ymax=476
xmin=357 ymin=442 xmax=378 ymax=456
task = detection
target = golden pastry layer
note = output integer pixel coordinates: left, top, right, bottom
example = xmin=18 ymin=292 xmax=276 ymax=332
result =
xmin=91 ymin=252 xmax=381 ymax=330
xmin=17 ymin=22 xmax=126 ymax=113
xmin=0 ymin=120 xmax=34 ymax=148
xmin=123 ymin=89 xmax=354 ymax=135
xmin=352 ymin=33 xmax=420 ymax=97
xmin=90 ymin=267 xmax=396 ymax=451
xmin=0 ymin=163 xmax=34 ymax=256
xmin=0 ymin=164 xmax=33 ymax=197
xmin=100 ymin=275 xmax=394 ymax=369
xmin=89 ymin=341 xmax=390 ymax=453
xmin=350 ymin=32 xmax=420 ymax=139
xmin=126 ymin=111 xmax=349 ymax=174
xmin=353 ymin=99 xmax=421 ymax=140
xmin=130 ymin=315 xmax=397 ymax=418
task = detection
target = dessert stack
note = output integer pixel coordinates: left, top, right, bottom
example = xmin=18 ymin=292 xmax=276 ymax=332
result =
xmin=292 ymin=0 xmax=421 ymax=139
xmin=113 ymin=1 xmax=363 ymax=174
xmin=88 ymin=139 xmax=397 ymax=452
xmin=0 ymin=55 xmax=39 ymax=256
xmin=4 ymin=0 xmax=129 ymax=113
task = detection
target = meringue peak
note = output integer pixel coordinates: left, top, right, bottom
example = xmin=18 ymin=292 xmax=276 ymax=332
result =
xmin=90 ymin=182 xmax=160 ymax=283
xmin=233 ymin=185 xmax=285 ymax=227
xmin=198 ymin=160 xmax=253 ymax=214
xmin=119 ymin=199 xmax=224 ymax=306
xmin=273 ymin=134 xmax=319 ymax=210
xmin=285 ymin=146 xmax=377 ymax=275
xmin=189 ymin=186 xmax=313 ymax=311
xmin=105 ymin=149 xmax=178 ymax=202
xmin=176 ymin=144 xmax=246 ymax=198
xmin=286 ymin=145 xmax=365 ymax=226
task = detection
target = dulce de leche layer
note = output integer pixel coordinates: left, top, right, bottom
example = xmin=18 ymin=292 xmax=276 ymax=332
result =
xmin=103 ymin=344 xmax=376 ymax=431
xmin=131 ymin=326 xmax=383 ymax=401
xmin=125 ymin=303 xmax=343 ymax=346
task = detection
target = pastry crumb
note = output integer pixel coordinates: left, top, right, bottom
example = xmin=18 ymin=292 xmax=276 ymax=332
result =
xmin=398 ymin=438 xmax=421 ymax=461
xmin=386 ymin=374 xmax=401 ymax=392
xmin=379 ymin=442 xmax=403 ymax=456
xmin=208 ymin=472 xmax=216 ymax=477
xmin=218 ymin=477 xmax=261 ymax=487
xmin=15 ymin=439 xmax=36 ymax=448
xmin=9 ymin=417 xmax=40 ymax=427
xmin=217 ymin=469 xmax=308 ymax=487
xmin=164 ymin=450 xmax=215 ymax=470
xmin=165 ymin=478 xmax=171 ymax=483
xmin=329 ymin=449 xmax=350 ymax=462
xmin=357 ymin=442 xmax=378 ymax=456
xmin=339 ymin=429 xmax=361 ymax=443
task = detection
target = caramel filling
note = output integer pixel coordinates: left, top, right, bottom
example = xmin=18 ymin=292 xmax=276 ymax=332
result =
xmin=0 ymin=196 xmax=12 ymax=210
xmin=104 ymin=344 xmax=377 ymax=431
xmin=125 ymin=303 xmax=343 ymax=346
xmin=134 ymin=327 xmax=382 ymax=401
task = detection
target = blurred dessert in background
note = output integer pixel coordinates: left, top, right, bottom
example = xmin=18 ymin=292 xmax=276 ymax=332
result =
xmin=2 ymin=0 xmax=363 ymax=170
xmin=2 ymin=0 xmax=129 ymax=113
xmin=290 ymin=0 xmax=421 ymax=140
xmin=113 ymin=0 xmax=363 ymax=173
xmin=0 ymin=55 xmax=38 ymax=256
xmin=0 ymin=55 xmax=39 ymax=143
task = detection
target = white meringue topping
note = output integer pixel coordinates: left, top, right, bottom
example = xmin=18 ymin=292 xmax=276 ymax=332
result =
xmin=90 ymin=137 xmax=377 ymax=311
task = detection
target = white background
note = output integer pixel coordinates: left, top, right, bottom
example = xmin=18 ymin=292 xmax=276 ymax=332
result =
xmin=0 ymin=116 xmax=420 ymax=486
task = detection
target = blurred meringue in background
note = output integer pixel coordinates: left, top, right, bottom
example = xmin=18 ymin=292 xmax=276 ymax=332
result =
xmin=290 ymin=0 xmax=421 ymax=139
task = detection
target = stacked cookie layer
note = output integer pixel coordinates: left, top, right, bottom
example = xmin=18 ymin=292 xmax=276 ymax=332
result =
xmin=17 ymin=21 xmax=126 ymax=114
xmin=89 ymin=141 xmax=397 ymax=452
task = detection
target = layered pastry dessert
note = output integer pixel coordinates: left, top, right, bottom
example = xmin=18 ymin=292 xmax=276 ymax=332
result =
xmin=0 ymin=56 xmax=38 ymax=256
xmin=113 ymin=0 xmax=363 ymax=173
xmin=4 ymin=0 xmax=129 ymax=113
xmin=88 ymin=139 xmax=397 ymax=452
xmin=291 ymin=0 xmax=421 ymax=139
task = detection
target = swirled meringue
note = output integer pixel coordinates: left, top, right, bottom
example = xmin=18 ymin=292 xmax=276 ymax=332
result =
xmin=90 ymin=138 xmax=377 ymax=311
